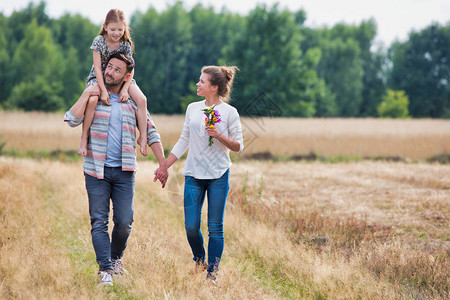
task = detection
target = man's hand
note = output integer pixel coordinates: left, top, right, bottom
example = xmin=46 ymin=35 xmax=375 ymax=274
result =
xmin=84 ymin=83 xmax=101 ymax=97
xmin=153 ymin=164 xmax=169 ymax=188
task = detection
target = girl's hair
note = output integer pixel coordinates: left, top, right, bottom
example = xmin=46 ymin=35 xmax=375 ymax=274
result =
xmin=201 ymin=65 xmax=239 ymax=102
xmin=99 ymin=9 xmax=134 ymax=52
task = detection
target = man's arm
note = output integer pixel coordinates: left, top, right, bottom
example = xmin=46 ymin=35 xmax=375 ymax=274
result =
xmin=150 ymin=142 xmax=168 ymax=188
xmin=143 ymin=110 xmax=168 ymax=187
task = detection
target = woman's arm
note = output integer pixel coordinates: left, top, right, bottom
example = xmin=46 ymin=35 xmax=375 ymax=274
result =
xmin=207 ymin=108 xmax=243 ymax=152
xmin=170 ymin=105 xmax=191 ymax=159
xmin=166 ymin=153 xmax=179 ymax=169
xmin=206 ymin=128 xmax=241 ymax=152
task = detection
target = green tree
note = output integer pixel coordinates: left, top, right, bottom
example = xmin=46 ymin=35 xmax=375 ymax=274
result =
xmin=6 ymin=1 xmax=51 ymax=55
xmin=10 ymin=19 xmax=57 ymax=82
xmin=356 ymin=20 xmax=386 ymax=117
xmin=7 ymin=19 xmax=65 ymax=111
xmin=360 ymin=47 xmax=387 ymax=116
xmin=377 ymin=89 xmax=410 ymax=118
xmin=52 ymin=13 xmax=99 ymax=81
xmin=60 ymin=47 xmax=85 ymax=107
xmin=301 ymin=20 xmax=386 ymax=117
xmin=131 ymin=2 xmax=192 ymax=113
xmin=0 ymin=14 xmax=10 ymax=104
xmin=317 ymin=36 xmax=364 ymax=116
xmin=187 ymin=5 xmax=227 ymax=82
xmin=8 ymin=75 xmax=64 ymax=111
xmin=389 ymin=23 xmax=450 ymax=118
xmin=224 ymin=4 xmax=324 ymax=117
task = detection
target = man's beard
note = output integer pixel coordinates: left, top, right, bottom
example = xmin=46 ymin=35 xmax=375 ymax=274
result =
xmin=105 ymin=74 xmax=126 ymax=87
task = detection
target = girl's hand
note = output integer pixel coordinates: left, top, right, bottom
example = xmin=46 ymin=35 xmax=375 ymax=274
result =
xmin=119 ymin=90 xmax=129 ymax=103
xmin=100 ymin=89 xmax=110 ymax=105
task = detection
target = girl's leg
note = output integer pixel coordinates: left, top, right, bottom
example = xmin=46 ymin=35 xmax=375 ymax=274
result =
xmin=79 ymin=95 xmax=98 ymax=156
xmin=128 ymin=84 xmax=148 ymax=156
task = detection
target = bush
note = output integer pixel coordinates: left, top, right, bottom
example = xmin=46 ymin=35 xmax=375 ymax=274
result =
xmin=377 ymin=89 xmax=410 ymax=118
xmin=6 ymin=75 xmax=64 ymax=111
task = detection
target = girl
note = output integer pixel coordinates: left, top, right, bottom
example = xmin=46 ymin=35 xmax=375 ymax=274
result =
xmin=163 ymin=65 xmax=244 ymax=282
xmin=79 ymin=8 xmax=148 ymax=156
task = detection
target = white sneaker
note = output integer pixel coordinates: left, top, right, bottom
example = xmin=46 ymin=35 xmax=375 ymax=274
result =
xmin=111 ymin=258 xmax=127 ymax=275
xmin=98 ymin=270 xmax=113 ymax=286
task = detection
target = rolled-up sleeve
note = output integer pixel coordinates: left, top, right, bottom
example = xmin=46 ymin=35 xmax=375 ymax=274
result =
xmin=229 ymin=108 xmax=244 ymax=153
xmin=64 ymin=110 xmax=83 ymax=127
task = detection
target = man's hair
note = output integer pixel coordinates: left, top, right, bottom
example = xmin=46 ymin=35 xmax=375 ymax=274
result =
xmin=108 ymin=52 xmax=135 ymax=74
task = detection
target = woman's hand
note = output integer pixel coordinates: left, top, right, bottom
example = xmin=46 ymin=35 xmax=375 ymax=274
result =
xmin=206 ymin=126 xmax=221 ymax=139
xmin=154 ymin=165 xmax=169 ymax=188
xmin=206 ymin=127 xmax=241 ymax=152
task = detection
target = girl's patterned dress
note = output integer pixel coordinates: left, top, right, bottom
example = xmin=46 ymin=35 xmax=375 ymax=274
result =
xmin=85 ymin=35 xmax=136 ymax=88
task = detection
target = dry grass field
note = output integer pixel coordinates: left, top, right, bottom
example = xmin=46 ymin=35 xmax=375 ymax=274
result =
xmin=0 ymin=111 xmax=449 ymax=299
xmin=1 ymin=111 xmax=450 ymax=159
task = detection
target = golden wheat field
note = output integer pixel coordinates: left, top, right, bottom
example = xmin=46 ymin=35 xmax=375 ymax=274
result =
xmin=0 ymin=111 xmax=449 ymax=299
xmin=1 ymin=111 xmax=450 ymax=159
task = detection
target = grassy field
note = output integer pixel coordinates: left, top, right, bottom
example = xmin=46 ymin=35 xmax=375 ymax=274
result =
xmin=1 ymin=111 xmax=450 ymax=159
xmin=0 ymin=111 xmax=449 ymax=299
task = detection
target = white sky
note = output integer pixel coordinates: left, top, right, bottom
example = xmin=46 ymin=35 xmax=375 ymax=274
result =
xmin=1 ymin=0 xmax=449 ymax=46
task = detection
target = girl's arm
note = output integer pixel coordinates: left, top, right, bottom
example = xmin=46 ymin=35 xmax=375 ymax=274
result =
xmin=119 ymin=69 xmax=135 ymax=102
xmin=93 ymin=50 xmax=110 ymax=105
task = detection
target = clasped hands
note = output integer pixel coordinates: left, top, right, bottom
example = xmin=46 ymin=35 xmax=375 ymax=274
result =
xmin=153 ymin=163 xmax=169 ymax=188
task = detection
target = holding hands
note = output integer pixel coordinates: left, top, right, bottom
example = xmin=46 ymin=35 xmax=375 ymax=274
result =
xmin=154 ymin=163 xmax=169 ymax=188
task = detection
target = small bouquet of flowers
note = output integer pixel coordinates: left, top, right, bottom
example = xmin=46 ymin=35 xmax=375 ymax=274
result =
xmin=201 ymin=105 xmax=221 ymax=147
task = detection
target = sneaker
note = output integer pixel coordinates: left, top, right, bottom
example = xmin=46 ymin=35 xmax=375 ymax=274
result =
xmin=98 ymin=270 xmax=113 ymax=286
xmin=206 ymin=271 xmax=217 ymax=283
xmin=111 ymin=258 xmax=127 ymax=275
xmin=194 ymin=258 xmax=207 ymax=272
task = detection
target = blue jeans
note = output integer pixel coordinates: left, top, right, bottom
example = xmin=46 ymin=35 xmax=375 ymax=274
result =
xmin=184 ymin=169 xmax=230 ymax=272
xmin=84 ymin=167 xmax=135 ymax=271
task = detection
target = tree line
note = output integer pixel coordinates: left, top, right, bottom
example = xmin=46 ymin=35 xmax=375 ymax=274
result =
xmin=0 ymin=1 xmax=449 ymax=118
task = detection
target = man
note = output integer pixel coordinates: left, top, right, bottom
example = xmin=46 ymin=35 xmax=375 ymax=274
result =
xmin=64 ymin=52 xmax=168 ymax=286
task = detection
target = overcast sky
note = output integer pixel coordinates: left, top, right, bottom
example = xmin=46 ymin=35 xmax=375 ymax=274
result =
xmin=1 ymin=0 xmax=449 ymax=46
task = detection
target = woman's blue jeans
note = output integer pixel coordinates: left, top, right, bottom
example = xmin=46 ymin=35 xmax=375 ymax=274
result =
xmin=184 ymin=169 xmax=230 ymax=272
xmin=84 ymin=167 xmax=135 ymax=271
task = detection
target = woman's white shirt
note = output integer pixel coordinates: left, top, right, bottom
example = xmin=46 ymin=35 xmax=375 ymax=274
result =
xmin=171 ymin=100 xmax=244 ymax=179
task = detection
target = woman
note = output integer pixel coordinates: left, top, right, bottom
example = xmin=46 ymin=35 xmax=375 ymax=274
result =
xmin=165 ymin=65 xmax=243 ymax=282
